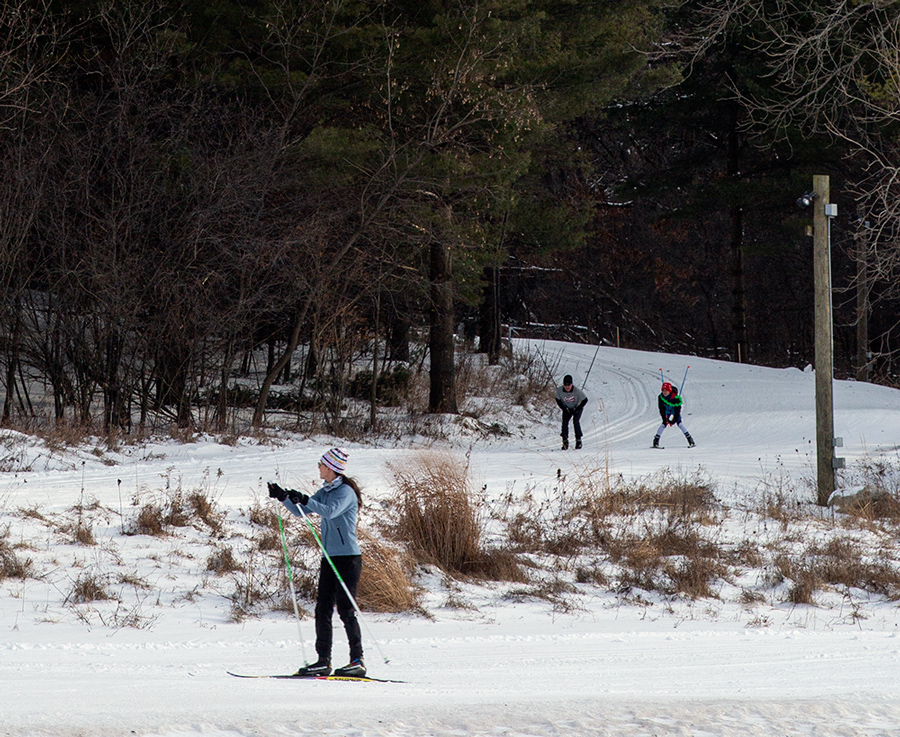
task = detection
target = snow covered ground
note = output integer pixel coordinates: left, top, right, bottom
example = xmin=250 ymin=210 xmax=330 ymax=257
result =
xmin=3 ymin=341 xmax=900 ymax=737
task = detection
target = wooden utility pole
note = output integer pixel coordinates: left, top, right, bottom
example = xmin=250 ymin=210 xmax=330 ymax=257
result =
xmin=812 ymin=175 xmax=835 ymax=506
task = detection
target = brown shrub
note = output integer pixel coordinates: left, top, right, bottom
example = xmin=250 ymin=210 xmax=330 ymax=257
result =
xmin=134 ymin=504 xmax=166 ymax=536
xmin=0 ymin=538 xmax=33 ymax=581
xmin=207 ymin=546 xmax=243 ymax=575
xmin=357 ymin=532 xmax=423 ymax=613
xmin=605 ymin=519 xmax=725 ymax=600
xmin=72 ymin=523 xmax=95 ymax=546
xmin=189 ymin=491 xmax=224 ymax=532
xmin=67 ymin=573 xmax=112 ymax=604
xmin=835 ymin=489 xmax=900 ymax=523
xmin=388 ymin=451 xmax=483 ymax=575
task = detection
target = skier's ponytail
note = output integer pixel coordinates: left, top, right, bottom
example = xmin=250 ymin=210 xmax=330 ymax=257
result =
xmin=342 ymin=476 xmax=363 ymax=508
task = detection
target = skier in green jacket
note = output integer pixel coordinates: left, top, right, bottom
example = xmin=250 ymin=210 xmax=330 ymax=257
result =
xmin=653 ymin=382 xmax=695 ymax=448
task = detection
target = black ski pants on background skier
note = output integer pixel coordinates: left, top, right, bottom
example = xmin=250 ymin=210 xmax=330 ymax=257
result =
xmin=560 ymin=406 xmax=584 ymax=446
xmin=314 ymin=555 xmax=363 ymax=664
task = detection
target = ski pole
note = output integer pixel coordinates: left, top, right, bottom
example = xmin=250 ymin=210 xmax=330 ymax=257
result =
xmin=582 ymin=341 xmax=601 ymax=389
xmin=295 ymin=505 xmax=391 ymax=665
xmin=535 ymin=346 xmax=556 ymax=385
xmin=278 ymin=509 xmax=309 ymax=665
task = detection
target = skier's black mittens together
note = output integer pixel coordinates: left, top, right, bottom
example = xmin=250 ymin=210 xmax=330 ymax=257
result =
xmin=286 ymin=489 xmax=309 ymax=506
xmin=268 ymin=482 xmax=309 ymax=505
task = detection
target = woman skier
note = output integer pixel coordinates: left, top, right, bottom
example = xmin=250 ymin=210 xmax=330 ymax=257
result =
xmin=267 ymin=447 xmax=365 ymax=678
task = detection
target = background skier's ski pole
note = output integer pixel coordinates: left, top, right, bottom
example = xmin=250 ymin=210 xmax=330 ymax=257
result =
xmin=278 ymin=509 xmax=308 ymax=665
xmin=680 ymin=365 xmax=690 ymax=394
xmin=296 ymin=505 xmax=391 ymax=665
xmin=535 ymin=346 xmax=556 ymax=385
xmin=582 ymin=341 xmax=601 ymax=389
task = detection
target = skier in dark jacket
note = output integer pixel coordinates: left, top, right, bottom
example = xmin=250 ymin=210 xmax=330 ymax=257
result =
xmin=555 ymin=374 xmax=588 ymax=449
xmin=653 ymin=382 xmax=695 ymax=448
xmin=267 ymin=447 xmax=366 ymax=678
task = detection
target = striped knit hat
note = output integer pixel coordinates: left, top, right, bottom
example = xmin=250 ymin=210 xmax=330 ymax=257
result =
xmin=320 ymin=447 xmax=349 ymax=475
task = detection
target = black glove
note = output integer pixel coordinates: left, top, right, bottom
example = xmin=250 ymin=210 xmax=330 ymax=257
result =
xmin=267 ymin=482 xmax=287 ymax=501
xmin=286 ymin=489 xmax=309 ymax=506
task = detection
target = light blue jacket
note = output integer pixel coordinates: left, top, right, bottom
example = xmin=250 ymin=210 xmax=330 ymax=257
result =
xmin=282 ymin=477 xmax=361 ymax=557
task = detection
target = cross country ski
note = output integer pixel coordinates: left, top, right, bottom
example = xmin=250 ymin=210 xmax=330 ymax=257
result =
xmin=227 ymin=671 xmax=404 ymax=683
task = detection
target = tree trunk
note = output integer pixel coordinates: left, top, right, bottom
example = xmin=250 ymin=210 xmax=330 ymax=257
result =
xmin=478 ymin=265 xmax=501 ymax=364
xmin=388 ymin=303 xmax=410 ymax=362
xmin=428 ymin=239 xmax=458 ymax=414
xmin=727 ymin=99 xmax=749 ymax=363
xmin=2 ymin=302 xmax=21 ymax=426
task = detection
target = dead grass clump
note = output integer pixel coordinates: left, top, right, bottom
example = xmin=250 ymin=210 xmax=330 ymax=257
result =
xmin=17 ymin=506 xmax=47 ymax=522
xmin=72 ymin=523 xmax=95 ymax=546
xmin=32 ymin=420 xmax=94 ymax=454
xmin=388 ymin=451 xmax=484 ymax=576
xmin=730 ymin=540 xmax=764 ymax=569
xmin=507 ymin=511 xmax=547 ymax=551
xmin=626 ymin=470 xmax=717 ymax=521
xmin=128 ymin=485 xmax=224 ymax=536
xmin=162 ymin=491 xmax=193 ymax=528
xmin=134 ymin=504 xmax=167 ymax=536
xmin=0 ymin=536 xmax=33 ymax=581
xmin=188 ymin=491 xmax=225 ymax=532
xmin=758 ymin=489 xmax=806 ymax=526
xmin=835 ymin=489 xmax=900 ymax=523
xmin=774 ymin=538 xmax=900 ymax=605
xmin=248 ymin=501 xmax=278 ymax=528
xmin=504 ymin=576 xmax=579 ymax=612
xmin=470 ymin=547 xmax=527 ymax=582
xmin=606 ymin=520 xmax=725 ymax=599
xmin=67 ymin=573 xmax=112 ymax=604
xmin=575 ymin=563 xmax=610 ymax=587
xmin=227 ymin=551 xmax=283 ymax=622
xmin=546 ymin=468 xmax=717 ymax=555
xmin=667 ymin=555 xmax=722 ymax=599
xmin=815 ymin=539 xmax=900 ymax=599
xmin=207 ymin=546 xmax=243 ymax=575
xmin=357 ymin=532 xmax=423 ymax=613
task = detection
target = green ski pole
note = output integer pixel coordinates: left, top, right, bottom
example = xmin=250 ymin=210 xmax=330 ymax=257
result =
xmin=278 ymin=509 xmax=309 ymax=666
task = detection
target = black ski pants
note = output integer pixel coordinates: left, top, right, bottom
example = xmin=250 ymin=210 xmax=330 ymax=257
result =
xmin=560 ymin=406 xmax=584 ymax=441
xmin=314 ymin=554 xmax=363 ymax=663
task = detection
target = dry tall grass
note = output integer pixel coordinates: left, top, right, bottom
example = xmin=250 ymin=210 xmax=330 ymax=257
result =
xmin=388 ymin=451 xmax=524 ymax=581
xmin=389 ymin=451 xmax=482 ymax=573
xmin=357 ymin=530 xmax=423 ymax=613
xmin=0 ymin=530 xmax=33 ymax=581
xmin=128 ymin=483 xmax=224 ymax=536
xmin=775 ymin=537 xmax=900 ymax=605
xmin=501 ymin=467 xmax=724 ymax=601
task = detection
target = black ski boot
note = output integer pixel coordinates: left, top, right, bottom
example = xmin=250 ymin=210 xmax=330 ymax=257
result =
xmin=575 ymin=438 xmax=582 ymax=449
xmin=652 ymin=435 xmax=660 ymax=449
xmin=561 ymin=437 xmax=569 ymax=450
xmin=686 ymin=434 xmax=696 ymax=448
xmin=294 ymin=659 xmax=331 ymax=677
xmin=333 ymin=658 xmax=366 ymax=678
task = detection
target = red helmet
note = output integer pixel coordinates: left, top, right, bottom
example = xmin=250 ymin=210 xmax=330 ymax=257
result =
xmin=661 ymin=382 xmax=673 ymax=393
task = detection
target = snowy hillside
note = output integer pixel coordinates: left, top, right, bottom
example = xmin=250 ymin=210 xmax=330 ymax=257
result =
xmin=2 ymin=341 xmax=900 ymax=737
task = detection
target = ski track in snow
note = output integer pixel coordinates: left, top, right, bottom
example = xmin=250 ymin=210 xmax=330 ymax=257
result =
xmin=5 ymin=625 xmax=900 ymax=736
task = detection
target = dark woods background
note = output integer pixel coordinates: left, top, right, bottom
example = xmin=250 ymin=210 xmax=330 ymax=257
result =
xmin=1 ymin=0 xmax=898 ymax=435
